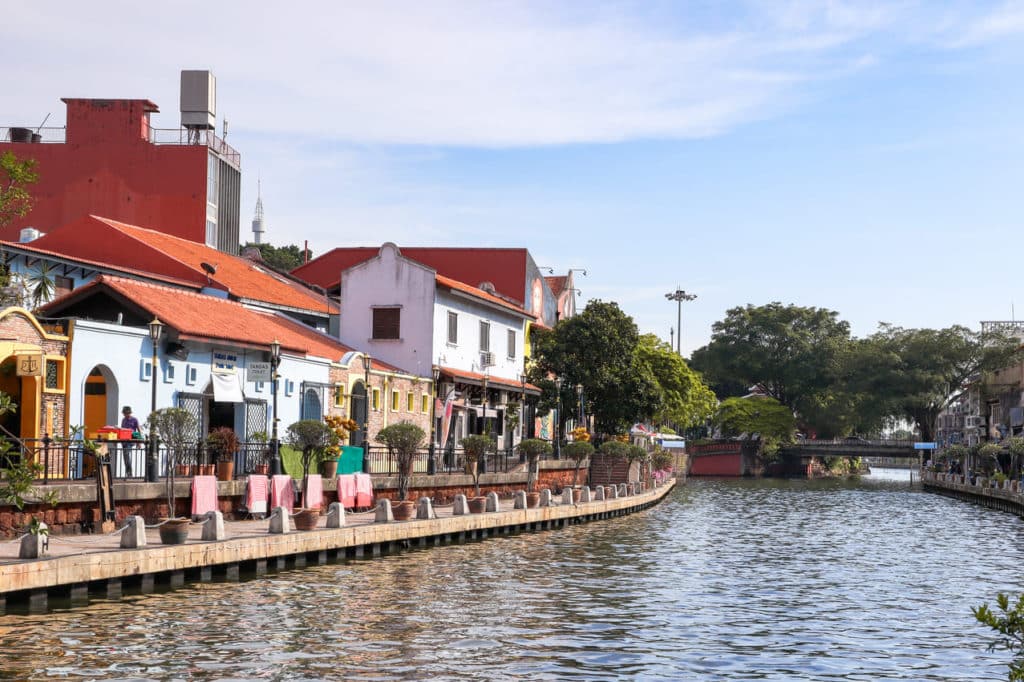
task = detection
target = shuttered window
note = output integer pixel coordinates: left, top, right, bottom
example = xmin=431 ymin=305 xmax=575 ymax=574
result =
xmin=447 ymin=311 xmax=458 ymax=344
xmin=479 ymin=321 xmax=490 ymax=352
xmin=372 ymin=307 xmax=401 ymax=339
xmin=507 ymin=330 xmax=516 ymax=359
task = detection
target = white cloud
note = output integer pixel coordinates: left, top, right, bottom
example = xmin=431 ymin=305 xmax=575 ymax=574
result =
xmin=949 ymin=1 xmax=1024 ymax=47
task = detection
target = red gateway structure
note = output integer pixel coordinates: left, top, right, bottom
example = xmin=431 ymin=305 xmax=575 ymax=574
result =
xmin=1 ymin=70 xmax=241 ymax=253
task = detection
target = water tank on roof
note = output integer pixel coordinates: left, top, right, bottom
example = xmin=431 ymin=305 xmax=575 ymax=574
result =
xmin=19 ymin=227 xmax=43 ymax=243
xmin=180 ymin=70 xmax=216 ymax=130
xmin=9 ymin=127 xmax=32 ymax=143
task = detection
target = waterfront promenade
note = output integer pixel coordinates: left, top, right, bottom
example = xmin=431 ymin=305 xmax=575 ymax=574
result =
xmin=922 ymin=470 xmax=1024 ymax=516
xmin=0 ymin=480 xmax=674 ymax=611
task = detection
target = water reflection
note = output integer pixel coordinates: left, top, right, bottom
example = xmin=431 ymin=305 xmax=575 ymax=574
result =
xmin=1 ymin=469 xmax=1020 ymax=680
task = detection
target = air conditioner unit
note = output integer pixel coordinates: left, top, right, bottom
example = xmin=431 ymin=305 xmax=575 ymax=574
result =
xmin=480 ymin=351 xmax=495 ymax=367
xmin=966 ymin=416 xmax=983 ymax=428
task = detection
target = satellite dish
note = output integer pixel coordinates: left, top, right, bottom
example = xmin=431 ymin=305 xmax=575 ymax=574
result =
xmin=200 ymin=262 xmax=217 ymax=276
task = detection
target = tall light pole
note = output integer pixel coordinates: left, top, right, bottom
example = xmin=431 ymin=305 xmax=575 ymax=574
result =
xmin=519 ymin=373 xmax=527 ymax=462
xmin=480 ymin=371 xmax=489 ymax=473
xmin=362 ymin=353 xmax=372 ymax=474
xmin=665 ymin=288 xmax=697 ymax=355
xmin=146 ymin=317 xmax=164 ymax=482
xmin=576 ymin=383 xmax=584 ymax=432
xmin=269 ymin=339 xmax=282 ymax=476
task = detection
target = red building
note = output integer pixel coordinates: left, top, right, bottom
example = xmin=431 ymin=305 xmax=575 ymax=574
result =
xmin=1 ymin=71 xmax=241 ymax=253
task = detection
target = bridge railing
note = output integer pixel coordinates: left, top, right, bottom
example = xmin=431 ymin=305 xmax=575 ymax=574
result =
xmin=790 ymin=438 xmax=917 ymax=448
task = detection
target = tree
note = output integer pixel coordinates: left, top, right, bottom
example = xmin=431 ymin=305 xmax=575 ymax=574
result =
xmin=0 ymin=151 xmax=38 ymax=228
xmin=563 ymin=440 xmax=594 ymax=487
xmin=376 ymin=421 xmax=425 ymax=501
xmin=636 ymin=334 xmax=717 ymax=430
xmin=850 ymin=325 xmax=1023 ymax=442
xmin=286 ymin=419 xmax=336 ymax=504
xmin=974 ymin=592 xmax=1024 ymax=681
xmin=714 ymin=396 xmax=796 ymax=441
xmin=460 ymin=434 xmax=493 ymax=496
xmin=528 ymin=300 xmax=659 ymax=436
xmin=691 ymin=303 xmax=851 ymax=421
xmin=241 ymin=242 xmax=313 ymax=272
xmin=515 ymin=438 xmax=552 ymax=492
xmin=146 ymin=407 xmax=198 ymax=515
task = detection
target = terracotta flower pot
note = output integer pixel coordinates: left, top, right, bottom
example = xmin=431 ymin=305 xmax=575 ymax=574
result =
xmin=216 ymin=460 xmax=234 ymax=481
xmin=526 ymin=492 xmax=541 ymax=508
xmin=572 ymin=488 xmax=582 ymax=503
xmin=293 ymin=508 xmax=319 ymax=531
xmin=467 ymin=496 xmax=487 ymax=514
xmin=254 ymin=464 xmax=269 ymax=475
xmin=159 ymin=518 xmax=190 ymax=545
xmin=320 ymin=460 xmax=338 ymax=480
xmin=392 ymin=500 xmax=415 ymax=521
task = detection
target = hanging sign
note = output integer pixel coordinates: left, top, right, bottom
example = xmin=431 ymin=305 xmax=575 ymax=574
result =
xmin=16 ymin=353 xmax=42 ymax=376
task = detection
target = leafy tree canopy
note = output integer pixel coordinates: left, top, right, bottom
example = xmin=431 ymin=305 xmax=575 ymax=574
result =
xmin=0 ymin=151 xmax=38 ymax=228
xmin=241 ymin=242 xmax=313 ymax=272
xmin=714 ymin=396 xmax=796 ymax=441
xmin=636 ymin=334 xmax=717 ymax=429
xmin=691 ymin=303 xmax=851 ymax=420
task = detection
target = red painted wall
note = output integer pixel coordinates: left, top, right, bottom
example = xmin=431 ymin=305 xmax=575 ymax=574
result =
xmin=689 ymin=453 xmax=742 ymax=476
xmin=1 ymin=99 xmax=209 ymax=243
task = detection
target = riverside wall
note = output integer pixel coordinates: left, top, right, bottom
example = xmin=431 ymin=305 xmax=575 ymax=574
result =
xmin=0 ymin=478 xmax=675 ymax=611
xmin=922 ymin=470 xmax=1024 ymax=516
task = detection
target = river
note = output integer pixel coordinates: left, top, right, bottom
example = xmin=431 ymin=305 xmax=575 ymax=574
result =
xmin=1 ymin=468 xmax=1021 ymax=680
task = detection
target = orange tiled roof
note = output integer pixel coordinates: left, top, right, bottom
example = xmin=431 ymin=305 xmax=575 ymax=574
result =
xmin=25 ymin=215 xmax=336 ymax=315
xmin=438 ymin=366 xmax=540 ymax=394
xmin=43 ymin=275 xmax=396 ymax=371
xmin=436 ymin=274 xmax=530 ymax=317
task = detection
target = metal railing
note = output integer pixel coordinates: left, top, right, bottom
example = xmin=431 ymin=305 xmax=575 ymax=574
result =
xmin=364 ymin=445 xmax=526 ymax=477
xmin=148 ymin=128 xmax=240 ymax=166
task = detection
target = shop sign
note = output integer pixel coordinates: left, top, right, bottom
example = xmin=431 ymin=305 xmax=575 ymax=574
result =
xmin=248 ymin=362 xmax=271 ymax=382
xmin=212 ymin=348 xmax=238 ymax=372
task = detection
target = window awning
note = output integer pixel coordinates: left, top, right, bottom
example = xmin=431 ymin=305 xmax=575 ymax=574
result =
xmin=212 ymin=371 xmax=244 ymax=403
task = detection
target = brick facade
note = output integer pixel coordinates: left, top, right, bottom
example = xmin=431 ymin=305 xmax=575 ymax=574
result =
xmin=328 ymin=364 xmax=433 ymax=444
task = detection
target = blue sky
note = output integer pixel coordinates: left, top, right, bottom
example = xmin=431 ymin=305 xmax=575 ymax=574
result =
xmin=3 ymin=1 xmax=1023 ymax=354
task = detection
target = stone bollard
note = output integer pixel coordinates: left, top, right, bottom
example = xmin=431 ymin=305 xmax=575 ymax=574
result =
xmin=417 ymin=497 xmax=435 ymax=519
xmin=513 ymin=491 xmax=527 ymax=509
xmin=486 ymin=492 xmax=500 ymax=512
xmin=19 ymin=523 xmax=48 ymax=559
xmin=619 ymin=483 xmax=629 ymax=497
xmin=327 ymin=502 xmax=346 ymax=528
xmin=632 ymin=482 xmax=640 ymax=495
xmin=269 ymin=506 xmax=292 ymax=534
xmin=594 ymin=486 xmax=605 ymax=501
xmin=539 ymin=489 xmax=553 ymax=507
xmin=453 ymin=494 xmax=469 ymax=516
xmin=375 ymin=499 xmax=394 ymax=523
xmin=120 ymin=515 xmax=147 ymax=549
xmin=610 ymin=485 xmax=619 ymax=499
xmin=202 ymin=511 xmax=226 ymax=541
xmin=562 ymin=488 xmax=574 ymax=505
xmin=580 ymin=486 xmax=593 ymax=503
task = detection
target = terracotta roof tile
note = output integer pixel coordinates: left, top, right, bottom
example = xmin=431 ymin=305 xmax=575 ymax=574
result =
xmin=435 ymin=274 xmax=530 ymax=317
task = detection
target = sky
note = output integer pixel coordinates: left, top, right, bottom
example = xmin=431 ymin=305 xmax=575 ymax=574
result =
xmin=3 ymin=1 xmax=1023 ymax=355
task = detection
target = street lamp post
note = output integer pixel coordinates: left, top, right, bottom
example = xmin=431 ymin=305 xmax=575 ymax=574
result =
xmin=554 ymin=376 xmax=563 ymax=460
xmin=576 ymin=383 xmax=584 ymax=432
xmin=428 ymin=365 xmax=441 ymax=475
xmin=269 ymin=339 xmax=282 ymax=476
xmin=362 ymin=353 xmax=372 ymax=474
xmin=519 ymin=373 xmax=527 ymax=462
xmin=664 ymin=287 xmax=697 ymax=355
xmin=146 ymin=317 xmax=164 ymax=482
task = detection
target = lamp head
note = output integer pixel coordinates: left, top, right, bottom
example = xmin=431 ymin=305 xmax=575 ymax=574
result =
xmin=362 ymin=353 xmax=372 ymax=372
xmin=148 ymin=317 xmax=164 ymax=342
xmin=576 ymin=383 xmax=583 ymax=395
xmin=270 ymin=339 xmax=281 ymax=360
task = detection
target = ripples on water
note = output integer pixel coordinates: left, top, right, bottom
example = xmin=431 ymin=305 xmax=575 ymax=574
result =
xmin=1 ymin=469 xmax=1022 ymax=680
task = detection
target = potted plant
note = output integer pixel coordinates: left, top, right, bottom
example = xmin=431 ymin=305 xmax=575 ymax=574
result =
xmin=287 ymin=419 xmax=336 ymax=524
xmin=323 ymin=416 xmax=359 ymax=479
xmin=516 ymin=438 xmax=552 ymax=507
xmin=624 ymin=444 xmax=649 ymax=489
xmin=563 ymin=440 xmax=594 ymax=488
xmin=375 ymin=421 xmax=426 ymax=520
xmin=461 ymin=434 xmax=493 ymax=500
xmin=146 ymin=407 xmax=197 ymax=544
xmin=250 ymin=430 xmax=270 ymax=474
xmin=207 ymin=427 xmax=239 ymax=481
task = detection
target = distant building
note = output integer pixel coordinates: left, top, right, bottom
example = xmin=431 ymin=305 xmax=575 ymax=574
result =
xmin=1 ymin=70 xmax=241 ymax=254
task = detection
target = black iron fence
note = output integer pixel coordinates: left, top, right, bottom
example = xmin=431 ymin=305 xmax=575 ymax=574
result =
xmin=364 ymin=445 xmax=525 ymax=476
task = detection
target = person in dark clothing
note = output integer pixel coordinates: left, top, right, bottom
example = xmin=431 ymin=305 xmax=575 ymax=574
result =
xmin=121 ymin=406 xmax=140 ymax=476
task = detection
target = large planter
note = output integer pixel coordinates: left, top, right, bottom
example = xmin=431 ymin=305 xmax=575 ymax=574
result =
xmin=572 ymin=488 xmax=582 ymax=503
xmin=320 ymin=459 xmax=338 ymax=480
xmin=467 ymin=496 xmax=487 ymax=514
xmin=293 ymin=508 xmax=319 ymax=531
xmin=159 ymin=518 xmax=190 ymax=545
xmin=199 ymin=464 xmax=215 ymax=476
xmin=216 ymin=460 xmax=234 ymax=481
xmin=526 ymin=492 xmax=541 ymax=508
xmin=392 ymin=500 xmax=415 ymax=521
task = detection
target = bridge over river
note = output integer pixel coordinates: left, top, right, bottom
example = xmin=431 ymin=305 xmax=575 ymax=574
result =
xmin=781 ymin=439 xmax=919 ymax=458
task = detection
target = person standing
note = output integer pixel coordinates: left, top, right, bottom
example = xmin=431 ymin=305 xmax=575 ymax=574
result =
xmin=120 ymin=406 xmax=141 ymax=477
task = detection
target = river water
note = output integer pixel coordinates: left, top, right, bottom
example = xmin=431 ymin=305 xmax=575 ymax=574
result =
xmin=2 ymin=469 xmax=1022 ymax=680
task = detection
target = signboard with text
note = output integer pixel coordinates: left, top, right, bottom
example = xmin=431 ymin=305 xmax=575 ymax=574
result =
xmin=212 ymin=348 xmax=238 ymax=372
xmin=248 ymin=362 xmax=271 ymax=382
xmin=914 ymin=442 xmax=938 ymax=450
